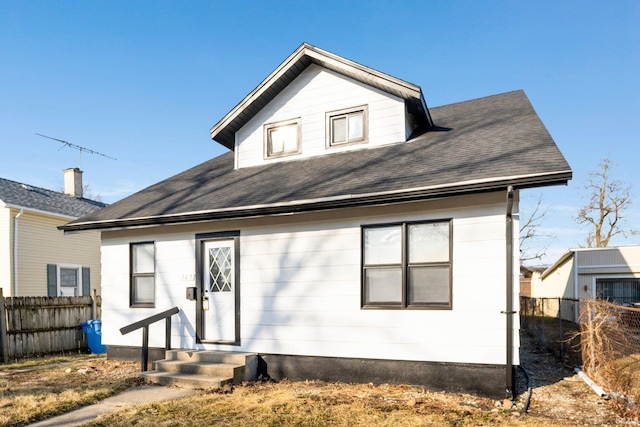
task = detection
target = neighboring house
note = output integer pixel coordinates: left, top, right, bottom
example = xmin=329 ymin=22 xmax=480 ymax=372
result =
xmin=519 ymin=265 xmax=545 ymax=298
xmin=61 ymin=43 xmax=571 ymax=397
xmin=0 ymin=168 xmax=106 ymax=297
xmin=536 ymin=246 xmax=640 ymax=305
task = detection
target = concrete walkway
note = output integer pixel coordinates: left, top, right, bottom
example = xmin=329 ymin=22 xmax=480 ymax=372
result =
xmin=29 ymin=385 xmax=198 ymax=426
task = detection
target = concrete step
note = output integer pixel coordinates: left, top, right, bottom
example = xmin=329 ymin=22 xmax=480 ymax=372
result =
xmin=164 ymin=350 xmax=254 ymax=365
xmin=140 ymin=350 xmax=258 ymax=390
xmin=153 ymin=360 xmax=244 ymax=382
xmin=140 ymin=371 xmax=233 ymax=389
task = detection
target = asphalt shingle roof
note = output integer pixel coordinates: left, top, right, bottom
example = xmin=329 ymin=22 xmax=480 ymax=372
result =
xmin=0 ymin=177 xmax=106 ymax=218
xmin=62 ymin=90 xmax=571 ymax=231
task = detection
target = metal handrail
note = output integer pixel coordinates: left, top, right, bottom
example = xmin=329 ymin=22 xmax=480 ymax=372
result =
xmin=120 ymin=306 xmax=180 ymax=372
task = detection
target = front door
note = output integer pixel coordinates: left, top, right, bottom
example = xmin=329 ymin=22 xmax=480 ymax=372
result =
xmin=201 ymin=239 xmax=238 ymax=342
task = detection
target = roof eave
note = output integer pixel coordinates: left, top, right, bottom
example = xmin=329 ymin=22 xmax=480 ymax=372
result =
xmin=60 ymin=170 xmax=571 ymax=233
xmin=5 ymin=203 xmax=78 ymax=220
xmin=209 ymin=43 xmax=430 ymax=149
xmin=540 ymin=250 xmax=576 ymax=279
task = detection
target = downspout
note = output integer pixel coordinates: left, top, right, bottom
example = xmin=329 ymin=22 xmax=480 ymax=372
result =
xmin=505 ymin=186 xmax=515 ymax=398
xmin=13 ymin=209 xmax=24 ymax=297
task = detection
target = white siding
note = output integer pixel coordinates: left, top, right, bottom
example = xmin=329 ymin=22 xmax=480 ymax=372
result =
xmin=0 ymin=207 xmax=11 ymax=295
xmin=100 ymin=192 xmax=519 ymax=366
xmin=235 ymin=65 xmax=406 ymax=169
xmin=536 ymin=256 xmax=575 ymax=299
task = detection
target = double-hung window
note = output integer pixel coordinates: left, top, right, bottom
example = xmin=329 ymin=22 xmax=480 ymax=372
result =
xmin=327 ymin=105 xmax=368 ymax=147
xmin=47 ymin=264 xmax=89 ymax=297
xmin=264 ymin=118 xmax=301 ymax=158
xmin=58 ymin=265 xmax=81 ymax=296
xmin=362 ymin=220 xmax=452 ymax=309
xmin=130 ymin=242 xmax=155 ymax=307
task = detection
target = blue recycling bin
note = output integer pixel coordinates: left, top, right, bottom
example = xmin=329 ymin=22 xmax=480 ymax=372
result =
xmin=81 ymin=320 xmax=107 ymax=354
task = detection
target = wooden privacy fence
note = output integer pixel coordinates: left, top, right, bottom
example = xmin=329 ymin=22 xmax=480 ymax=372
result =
xmin=0 ymin=288 xmax=101 ymax=362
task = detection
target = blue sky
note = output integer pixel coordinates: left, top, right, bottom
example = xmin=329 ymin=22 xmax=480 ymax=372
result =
xmin=1 ymin=1 xmax=638 ymax=265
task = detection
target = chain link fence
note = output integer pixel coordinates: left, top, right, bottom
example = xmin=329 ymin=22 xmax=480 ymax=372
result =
xmin=521 ymin=296 xmax=640 ymax=416
xmin=578 ymin=300 xmax=640 ymax=416
xmin=520 ymin=296 xmax=582 ymax=366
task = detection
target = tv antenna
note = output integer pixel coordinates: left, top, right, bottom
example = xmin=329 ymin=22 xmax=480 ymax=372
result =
xmin=36 ymin=133 xmax=117 ymax=167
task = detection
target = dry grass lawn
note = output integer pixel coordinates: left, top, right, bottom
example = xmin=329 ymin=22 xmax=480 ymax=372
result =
xmin=83 ymin=378 xmax=619 ymax=427
xmin=0 ymin=355 xmax=140 ymax=426
xmin=0 ymin=335 xmax=633 ymax=427
xmin=83 ymin=380 xmax=528 ymax=427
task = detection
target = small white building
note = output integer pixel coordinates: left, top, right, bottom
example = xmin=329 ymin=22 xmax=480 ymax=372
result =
xmin=61 ymin=43 xmax=571 ymax=397
xmin=537 ymin=246 xmax=640 ymax=304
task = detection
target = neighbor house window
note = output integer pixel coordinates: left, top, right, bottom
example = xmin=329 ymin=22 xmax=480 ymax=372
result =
xmin=596 ymin=278 xmax=640 ymax=305
xmin=264 ymin=118 xmax=301 ymax=158
xmin=327 ymin=105 xmax=368 ymax=147
xmin=131 ymin=242 xmax=155 ymax=307
xmin=362 ymin=220 xmax=452 ymax=309
xmin=47 ymin=264 xmax=90 ymax=297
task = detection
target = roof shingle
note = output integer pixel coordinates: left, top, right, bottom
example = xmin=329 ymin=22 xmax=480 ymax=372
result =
xmin=0 ymin=177 xmax=106 ymax=218
xmin=62 ymin=90 xmax=570 ymax=231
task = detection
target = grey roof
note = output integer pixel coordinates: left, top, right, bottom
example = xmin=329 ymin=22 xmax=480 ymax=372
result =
xmin=210 ymin=43 xmax=432 ymax=149
xmin=0 ymin=177 xmax=106 ymax=218
xmin=62 ymin=90 xmax=571 ymax=232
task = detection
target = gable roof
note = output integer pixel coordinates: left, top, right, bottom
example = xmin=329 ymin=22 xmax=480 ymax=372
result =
xmin=540 ymin=246 xmax=640 ymax=279
xmin=210 ymin=43 xmax=433 ymax=149
xmin=0 ymin=177 xmax=106 ymax=218
xmin=61 ymin=90 xmax=571 ymax=232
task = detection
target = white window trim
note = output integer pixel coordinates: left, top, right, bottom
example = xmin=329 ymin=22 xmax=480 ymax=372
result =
xmin=263 ymin=118 xmax=302 ymax=159
xmin=56 ymin=263 xmax=83 ymax=297
xmin=326 ymin=105 xmax=368 ymax=148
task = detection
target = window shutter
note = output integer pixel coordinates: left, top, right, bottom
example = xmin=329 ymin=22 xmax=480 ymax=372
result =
xmin=47 ymin=264 xmax=57 ymax=296
xmin=82 ymin=267 xmax=90 ymax=296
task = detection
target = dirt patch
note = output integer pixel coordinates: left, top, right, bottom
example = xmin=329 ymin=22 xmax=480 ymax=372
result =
xmin=517 ymin=332 xmax=628 ymax=425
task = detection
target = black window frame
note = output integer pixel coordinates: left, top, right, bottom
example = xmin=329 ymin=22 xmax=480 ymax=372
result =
xmin=130 ymin=241 xmax=156 ymax=308
xmin=326 ymin=105 xmax=368 ymax=148
xmin=361 ymin=219 xmax=453 ymax=310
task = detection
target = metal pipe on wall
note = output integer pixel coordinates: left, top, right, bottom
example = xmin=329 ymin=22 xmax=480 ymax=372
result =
xmin=13 ymin=209 xmax=23 ymax=297
xmin=505 ymin=186 xmax=515 ymax=398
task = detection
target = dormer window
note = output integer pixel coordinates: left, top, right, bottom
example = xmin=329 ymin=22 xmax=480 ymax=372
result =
xmin=327 ymin=105 xmax=368 ymax=147
xmin=264 ymin=118 xmax=301 ymax=158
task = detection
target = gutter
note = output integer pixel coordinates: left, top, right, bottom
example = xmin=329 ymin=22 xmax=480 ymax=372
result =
xmin=504 ymin=186 xmax=515 ymax=398
xmin=60 ymin=171 xmax=572 ymax=233
xmin=13 ymin=209 xmax=23 ymax=297
xmin=4 ymin=203 xmax=77 ymax=221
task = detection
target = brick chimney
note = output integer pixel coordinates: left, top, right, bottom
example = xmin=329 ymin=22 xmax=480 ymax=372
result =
xmin=63 ymin=168 xmax=83 ymax=198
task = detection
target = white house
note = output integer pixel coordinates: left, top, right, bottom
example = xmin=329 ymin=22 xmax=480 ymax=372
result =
xmin=61 ymin=43 xmax=572 ymax=397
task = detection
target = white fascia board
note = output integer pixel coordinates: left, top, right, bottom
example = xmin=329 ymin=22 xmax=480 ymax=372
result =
xmin=4 ymin=203 xmax=77 ymax=221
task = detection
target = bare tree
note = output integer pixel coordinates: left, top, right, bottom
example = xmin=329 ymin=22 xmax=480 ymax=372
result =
xmin=576 ymin=157 xmax=635 ymax=247
xmin=82 ymin=183 xmax=103 ymax=203
xmin=520 ymin=194 xmax=554 ymax=264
